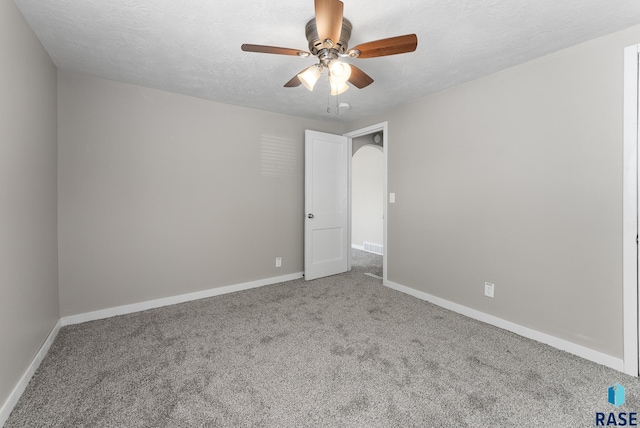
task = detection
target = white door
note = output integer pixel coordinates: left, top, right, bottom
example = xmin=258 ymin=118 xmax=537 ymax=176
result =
xmin=304 ymin=129 xmax=349 ymax=280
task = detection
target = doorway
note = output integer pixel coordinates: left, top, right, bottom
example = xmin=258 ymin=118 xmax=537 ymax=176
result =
xmin=344 ymin=122 xmax=388 ymax=283
xmin=351 ymin=134 xmax=384 ymax=278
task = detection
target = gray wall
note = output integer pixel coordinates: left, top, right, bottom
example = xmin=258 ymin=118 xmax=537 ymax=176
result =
xmin=346 ymin=24 xmax=640 ymax=359
xmin=58 ymin=71 xmax=337 ymax=316
xmin=0 ymin=0 xmax=59 ymax=409
xmin=352 ymin=134 xmax=382 ymax=154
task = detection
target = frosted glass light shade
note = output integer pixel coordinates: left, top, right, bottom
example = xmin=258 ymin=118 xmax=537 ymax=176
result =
xmin=328 ymin=60 xmax=351 ymax=84
xmin=330 ymin=80 xmax=349 ymax=95
xmin=298 ymin=64 xmax=322 ymax=91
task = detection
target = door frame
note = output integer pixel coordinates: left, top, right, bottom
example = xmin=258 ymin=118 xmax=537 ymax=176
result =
xmin=623 ymin=44 xmax=639 ymax=376
xmin=343 ymin=122 xmax=389 ymax=283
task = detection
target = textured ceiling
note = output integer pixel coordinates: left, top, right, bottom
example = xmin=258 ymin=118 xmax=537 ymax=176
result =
xmin=13 ymin=0 xmax=640 ymax=122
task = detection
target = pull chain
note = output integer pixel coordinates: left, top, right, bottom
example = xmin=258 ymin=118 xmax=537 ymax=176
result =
xmin=327 ymin=92 xmax=341 ymax=115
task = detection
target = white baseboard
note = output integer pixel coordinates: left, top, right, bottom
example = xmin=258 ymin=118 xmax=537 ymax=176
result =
xmin=384 ymin=279 xmax=624 ymax=373
xmin=62 ymin=272 xmax=304 ymax=326
xmin=351 ymin=244 xmax=364 ymax=251
xmin=0 ymin=319 xmax=62 ymax=427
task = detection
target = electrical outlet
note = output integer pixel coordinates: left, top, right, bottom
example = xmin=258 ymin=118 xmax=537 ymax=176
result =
xmin=484 ymin=282 xmax=495 ymax=298
xmin=275 ymin=257 xmax=282 ymax=268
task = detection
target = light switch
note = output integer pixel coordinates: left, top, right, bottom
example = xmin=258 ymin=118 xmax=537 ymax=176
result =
xmin=389 ymin=193 xmax=396 ymax=203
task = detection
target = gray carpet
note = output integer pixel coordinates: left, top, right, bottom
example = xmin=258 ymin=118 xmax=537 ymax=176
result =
xmin=350 ymin=248 xmax=383 ymax=278
xmin=5 ymin=250 xmax=640 ymax=427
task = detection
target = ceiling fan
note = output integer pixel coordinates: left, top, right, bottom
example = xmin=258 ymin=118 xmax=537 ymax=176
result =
xmin=241 ymin=0 xmax=417 ymax=95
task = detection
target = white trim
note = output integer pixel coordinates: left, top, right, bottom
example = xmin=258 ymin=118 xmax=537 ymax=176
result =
xmin=62 ymin=272 xmax=303 ymax=326
xmin=623 ymin=44 xmax=640 ymax=377
xmin=0 ymin=319 xmax=62 ymax=427
xmin=344 ymin=122 xmax=389 ymax=283
xmin=384 ymin=279 xmax=625 ymax=372
xmin=351 ymin=244 xmax=365 ymax=251
xmin=347 ymin=135 xmax=353 ymax=272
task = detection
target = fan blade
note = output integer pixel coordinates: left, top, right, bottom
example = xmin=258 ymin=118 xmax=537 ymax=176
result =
xmin=284 ymin=74 xmax=302 ymax=88
xmin=241 ymin=44 xmax=310 ymax=57
xmin=315 ymin=0 xmax=344 ymax=48
xmin=349 ymin=34 xmax=417 ymax=59
xmin=348 ymin=65 xmax=374 ymax=89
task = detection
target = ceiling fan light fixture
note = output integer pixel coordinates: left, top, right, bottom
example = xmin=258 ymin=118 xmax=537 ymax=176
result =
xmin=328 ymin=60 xmax=351 ymax=84
xmin=240 ymin=1 xmax=417 ymax=94
xmin=330 ymin=80 xmax=349 ymax=96
xmin=298 ymin=64 xmax=323 ymax=91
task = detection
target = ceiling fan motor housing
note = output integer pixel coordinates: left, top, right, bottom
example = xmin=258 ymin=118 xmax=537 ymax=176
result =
xmin=305 ymin=18 xmax=352 ymax=57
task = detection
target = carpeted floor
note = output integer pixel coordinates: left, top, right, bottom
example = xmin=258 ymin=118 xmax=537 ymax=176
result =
xmin=350 ymin=248 xmax=383 ymax=278
xmin=5 ymin=249 xmax=639 ymax=427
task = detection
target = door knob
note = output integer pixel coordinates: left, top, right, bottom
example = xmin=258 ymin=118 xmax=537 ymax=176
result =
xmin=307 ymin=213 xmax=314 ymax=219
